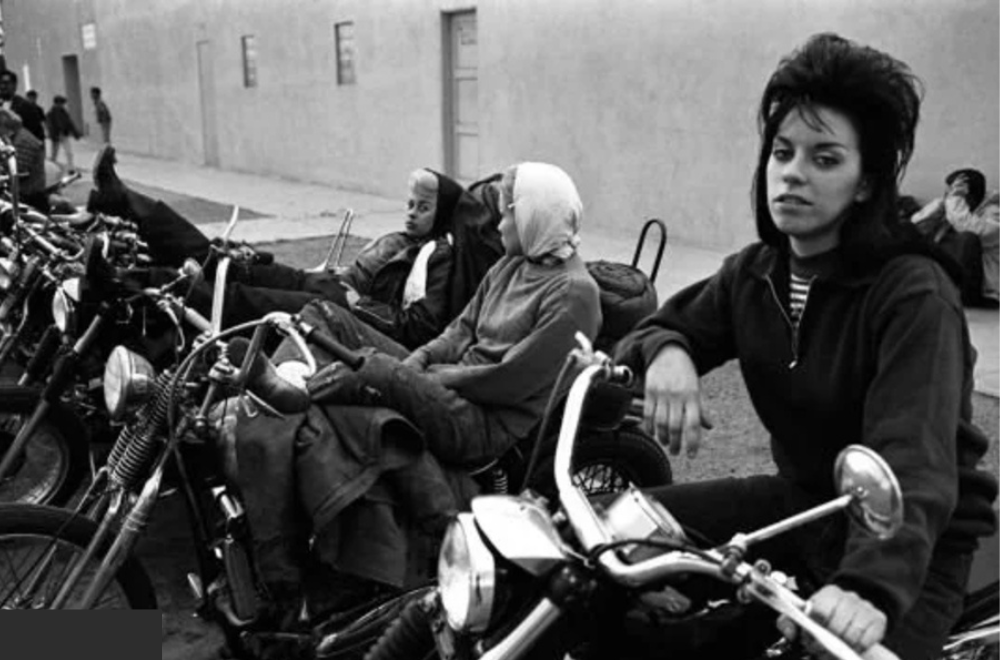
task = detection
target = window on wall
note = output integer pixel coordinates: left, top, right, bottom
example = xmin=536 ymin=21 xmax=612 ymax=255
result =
xmin=335 ymin=22 xmax=356 ymax=85
xmin=241 ymin=35 xmax=258 ymax=88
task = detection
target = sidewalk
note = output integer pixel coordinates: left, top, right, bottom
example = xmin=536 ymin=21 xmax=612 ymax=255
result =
xmin=74 ymin=142 xmax=999 ymax=397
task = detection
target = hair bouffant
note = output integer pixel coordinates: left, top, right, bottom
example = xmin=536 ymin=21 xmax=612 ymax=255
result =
xmin=752 ymin=33 xmax=923 ymax=259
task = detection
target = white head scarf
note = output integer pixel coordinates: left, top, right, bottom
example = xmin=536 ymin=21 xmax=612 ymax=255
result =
xmin=511 ymin=162 xmax=583 ymax=261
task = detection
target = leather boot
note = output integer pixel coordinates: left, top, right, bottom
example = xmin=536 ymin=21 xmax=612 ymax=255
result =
xmin=86 ymin=145 xmax=131 ymax=218
xmin=227 ymin=337 xmax=311 ymax=414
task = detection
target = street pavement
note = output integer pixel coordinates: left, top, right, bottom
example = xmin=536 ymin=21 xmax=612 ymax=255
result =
xmin=71 ymin=141 xmax=998 ymax=397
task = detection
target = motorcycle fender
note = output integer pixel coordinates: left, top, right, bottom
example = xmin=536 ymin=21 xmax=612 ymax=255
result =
xmin=471 ymin=495 xmax=567 ymax=576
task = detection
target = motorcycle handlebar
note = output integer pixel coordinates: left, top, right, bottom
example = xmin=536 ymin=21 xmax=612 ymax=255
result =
xmin=552 ymin=341 xmax=898 ymax=660
xmin=19 ymin=221 xmax=81 ymax=261
xmin=297 ymin=320 xmax=364 ymax=370
xmin=745 ymin=570 xmax=899 ymax=660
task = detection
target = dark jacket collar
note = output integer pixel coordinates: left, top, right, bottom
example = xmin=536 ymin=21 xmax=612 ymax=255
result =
xmin=745 ymin=242 xmax=881 ymax=289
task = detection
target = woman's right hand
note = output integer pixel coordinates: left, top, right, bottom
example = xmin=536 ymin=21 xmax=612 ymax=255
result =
xmin=642 ymin=344 xmax=712 ymax=458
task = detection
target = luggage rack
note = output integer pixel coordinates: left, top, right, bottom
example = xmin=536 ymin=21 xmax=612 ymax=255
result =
xmin=632 ymin=217 xmax=667 ymax=284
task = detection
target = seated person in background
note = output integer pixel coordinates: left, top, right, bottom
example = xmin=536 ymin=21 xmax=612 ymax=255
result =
xmin=0 ymin=107 xmax=48 ymax=213
xmin=233 ymin=161 xmax=602 ymax=626
xmin=911 ymin=168 xmax=999 ymax=305
xmin=85 ymin=145 xmax=501 ymax=348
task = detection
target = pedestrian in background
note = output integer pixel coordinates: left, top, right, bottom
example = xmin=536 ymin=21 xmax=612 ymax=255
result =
xmin=90 ymin=86 xmax=112 ymax=144
xmin=46 ymin=95 xmax=81 ymax=173
xmin=0 ymin=71 xmax=46 ymax=142
xmin=0 ymin=106 xmax=48 ymax=212
xmin=23 ymin=90 xmax=47 ymax=144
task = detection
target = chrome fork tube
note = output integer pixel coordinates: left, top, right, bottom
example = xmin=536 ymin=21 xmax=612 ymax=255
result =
xmin=479 ymin=598 xmax=563 ymax=660
xmin=25 ymin=490 xmax=122 ymax=609
xmin=76 ymin=467 xmax=165 ymax=609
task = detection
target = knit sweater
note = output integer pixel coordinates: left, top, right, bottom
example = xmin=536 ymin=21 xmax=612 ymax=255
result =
xmin=408 ymin=253 xmax=602 ymax=440
xmin=615 ymin=241 xmax=998 ymax=629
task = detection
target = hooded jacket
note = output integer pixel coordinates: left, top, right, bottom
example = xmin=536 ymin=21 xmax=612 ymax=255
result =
xmin=615 ymin=241 xmax=998 ymax=628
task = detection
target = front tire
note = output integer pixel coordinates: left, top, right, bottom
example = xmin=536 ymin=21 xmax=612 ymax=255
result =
xmin=0 ymin=386 xmax=89 ymax=506
xmin=0 ymin=503 xmax=157 ymax=609
xmin=531 ymin=424 xmax=672 ymax=497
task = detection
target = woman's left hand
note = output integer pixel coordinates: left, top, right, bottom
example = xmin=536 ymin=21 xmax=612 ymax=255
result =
xmin=777 ymin=584 xmax=887 ymax=658
xmin=343 ymin=284 xmax=361 ymax=308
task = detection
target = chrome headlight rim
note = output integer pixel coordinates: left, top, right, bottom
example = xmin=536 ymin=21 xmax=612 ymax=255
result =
xmin=103 ymin=345 xmax=156 ymax=421
xmin=438 ymin=512 xmax=496 ymax=634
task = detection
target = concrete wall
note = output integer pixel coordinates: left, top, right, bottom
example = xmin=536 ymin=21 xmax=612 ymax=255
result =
xmin=1 ymin=0 xmax=99 ymax=133
xmin=476 ymin=0 xmax=1000 ymax=248
xmin=3 ymin=0 xmax=997 ymax=250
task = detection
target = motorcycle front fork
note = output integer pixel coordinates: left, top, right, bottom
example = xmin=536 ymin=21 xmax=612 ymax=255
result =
xmin=0 ymin=316 xmax=102 ymax=483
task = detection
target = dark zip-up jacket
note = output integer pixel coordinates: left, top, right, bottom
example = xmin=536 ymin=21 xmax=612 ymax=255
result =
xmin=615 ymin=241 xmax=997 ymax=628
xmin=344 ymin=231 xmax=454 ymax=350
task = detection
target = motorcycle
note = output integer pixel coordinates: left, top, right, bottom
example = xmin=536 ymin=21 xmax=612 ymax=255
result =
xmin=0 ymin=295 xmax=467 ymax=655
xmin=363 ymin=333 xmax=1000 ymax=660
xmin=0 ymin=299 xmax=680 ymax=660
xmin=0 ymin=202 xmax=87 ymax=374
xmin=0 ymin=232 xmax=212 ymax=505
xmin=0 ymin=205 xmax=287 ymax=505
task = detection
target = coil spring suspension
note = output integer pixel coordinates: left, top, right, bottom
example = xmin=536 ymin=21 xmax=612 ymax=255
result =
xmin=107 ymin=370 xmax=175 ymax=489
xmin=489 ymin=466 xmax=509 ymax=494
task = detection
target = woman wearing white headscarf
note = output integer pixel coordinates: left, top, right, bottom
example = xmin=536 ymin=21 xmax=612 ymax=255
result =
xmin=234 ymin=162 xmax=602 ymax=620
xmin=307 ymin=160 xmax=603 ymax=463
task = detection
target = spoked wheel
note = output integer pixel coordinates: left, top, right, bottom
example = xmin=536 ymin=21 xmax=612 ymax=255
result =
xmin=0 ymin=386 xmax=88 ymax=506
xmin=532 ymin=425 xmax=672 ymax=497
xmin=0 ymin=504 xmax=157 ymax=609
xmin=571 ymin=427 xmax=672 ymax=496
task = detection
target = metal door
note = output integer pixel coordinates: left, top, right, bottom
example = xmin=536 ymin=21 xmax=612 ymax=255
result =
xmin=196 ymin=40 xmax=220 ymax=167
xmin=60 ymin=55 xmax=84 ymax=134
xmin=444 ymin=11 xmax=478 ymax=183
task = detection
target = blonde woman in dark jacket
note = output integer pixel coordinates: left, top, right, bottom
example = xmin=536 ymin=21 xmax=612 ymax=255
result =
xmin=87 ymin=147 xmax=477 ymax=349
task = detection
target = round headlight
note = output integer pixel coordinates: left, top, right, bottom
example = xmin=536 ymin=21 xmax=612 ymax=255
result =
xmin=103 ymin=345 xmax=156 ymax=421
xmin=438 ymin=513 xmax=495 ymax=633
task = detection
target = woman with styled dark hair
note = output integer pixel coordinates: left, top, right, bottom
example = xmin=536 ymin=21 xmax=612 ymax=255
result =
xmin=751 ymin=33 xmax=923 ymax=263
xmin=615 ymin=33 xmax=997 ymax=659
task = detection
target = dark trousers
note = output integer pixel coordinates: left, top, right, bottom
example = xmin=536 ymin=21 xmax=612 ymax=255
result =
xmin=128 ymin=190 xmax=348 ymax=325
xmin=639 ymin=476 xmax=972 ymax=660
xmin=287 ymin=301 xmax=517 ymax=467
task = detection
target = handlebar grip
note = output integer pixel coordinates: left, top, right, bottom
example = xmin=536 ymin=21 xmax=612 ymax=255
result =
xmin=254 ymin=250 xmax=274 ymax=265
xmin=301 ymin=324 xmax=364 ymax=371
